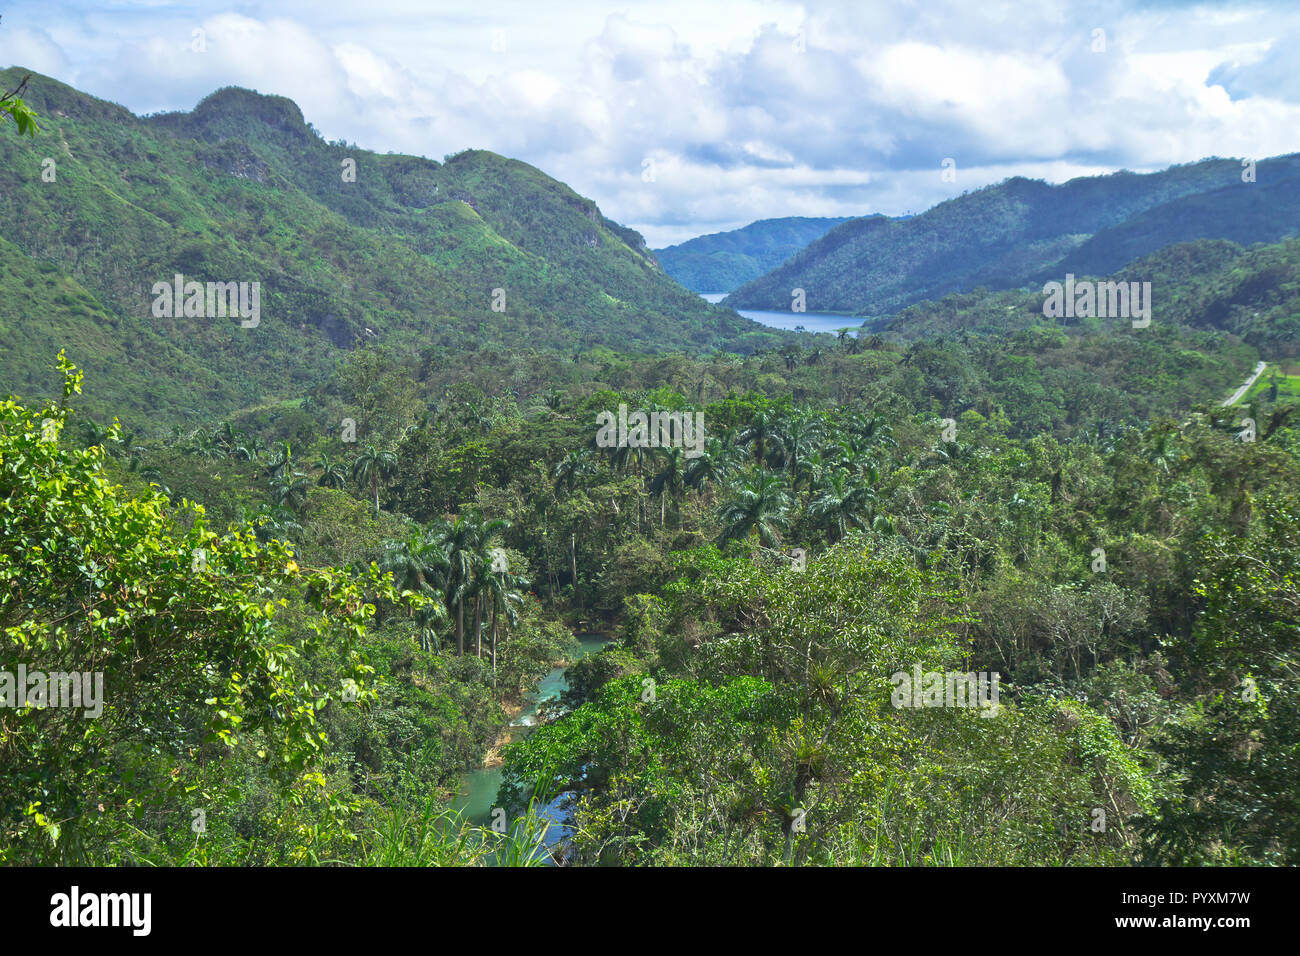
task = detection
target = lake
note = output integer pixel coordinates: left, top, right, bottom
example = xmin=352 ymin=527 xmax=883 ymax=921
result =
xmin=700 ymin=292 xmax=866 ymax=335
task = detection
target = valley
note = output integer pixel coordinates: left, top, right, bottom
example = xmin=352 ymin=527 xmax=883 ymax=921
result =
xmin=3 ymin=58 xmax=1299 ymax=873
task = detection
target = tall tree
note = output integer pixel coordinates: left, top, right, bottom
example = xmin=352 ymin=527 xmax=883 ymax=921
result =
xmin=737 ymin=409 xmax=788 ymax=470
xmin=718 ymin=473 xmax=792 ymax=549
xmin=352 ymin=443 xmax=398 ymax=515
xmin=809 ymin=467 xmax=878 ymax=544
xmin=315 ymin=452 xmax=349 ymax=489
xmin=648 ymin=446 xmax=688 ymax=526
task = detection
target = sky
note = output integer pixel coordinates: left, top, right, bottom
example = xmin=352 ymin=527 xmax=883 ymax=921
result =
xmin=4 ymin=0 xmax=1300 ymax=247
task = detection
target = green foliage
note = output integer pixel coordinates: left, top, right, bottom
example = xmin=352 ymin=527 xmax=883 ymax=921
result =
xmin=5 ymin=69 xmax=1299 ymax=869
xmin=0 ymin=72 xmax=39 ymax=136
xmin=0 ymin=356 xmax=413 ymax=862
xmin=653 ymin=216 xmax=851 ymax=293
xmin=727 ymin=155 xmax=1300 ymax=316
xmin=0 ymin=69 xmax=784 ymax=430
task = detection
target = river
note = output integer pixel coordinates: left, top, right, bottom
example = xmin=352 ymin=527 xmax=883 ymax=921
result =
xmin=701 ymin=291 xmax=867 ymax=335
xmin=447 ymin=632 xmax=612 ymax=849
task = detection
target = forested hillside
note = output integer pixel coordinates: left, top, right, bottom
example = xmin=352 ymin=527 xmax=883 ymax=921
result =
xmin=0 ymin=69 xmax=779 ymax=427
xmin=725 ymin=155 xmax=1300 ymax=316
xmin=3 ymin=70 xmax=1299 ymax=870
xmin=653 ymin=216 xmax=852 ymax=292
xmin=878 ymin=237 xmax=1300 ymax=358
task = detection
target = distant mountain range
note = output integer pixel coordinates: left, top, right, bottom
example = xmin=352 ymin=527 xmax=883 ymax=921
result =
xmin=723 ymin=155 xmax=1300 ymax=316
xmin=0 ymin=69 xmax=780 ymax=426
xmin=653 ymin=216 xmax=852 ymax=292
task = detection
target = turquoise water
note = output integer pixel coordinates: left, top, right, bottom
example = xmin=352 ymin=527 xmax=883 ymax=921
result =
xmin=448 ymin=632 xmax=611 ymax=828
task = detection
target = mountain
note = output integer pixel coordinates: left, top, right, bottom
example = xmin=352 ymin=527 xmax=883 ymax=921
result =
xmin=0 ymin=69 xmax=780 ymax=427
xmin=875 ymin=236 xmax=1300 ymax=359
xmin=724 ymin=154 xmax=1300 ymax=316
xmin=653 ymin=216 xmax=852 ymax=292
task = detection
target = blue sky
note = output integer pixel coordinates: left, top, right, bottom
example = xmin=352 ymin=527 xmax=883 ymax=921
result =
xmin=4 ymin=0 xmax=1300 ymax=246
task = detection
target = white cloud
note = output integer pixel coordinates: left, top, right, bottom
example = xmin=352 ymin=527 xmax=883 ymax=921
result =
xmin=3 ymin=0 xmax=1300 ymax=247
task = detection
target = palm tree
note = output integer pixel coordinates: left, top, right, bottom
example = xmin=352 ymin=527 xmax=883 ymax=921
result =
xmin=213 ymin=420 xmax=240 ymax=454
xmin=414 ymin=603 xmax=447 ymax=653
xmin=611 ymin=438 xmax=651 ymax=479
xmin=266 ymin=440 xmax=294 ymax=480
xmin=925 ymin=439 xmax=974 ymax=468
xmin=647 ymin=446 xmax=688 ymax=526
xmin=229 ymin=430 xmax=263 ymax=462
xmin=483 ymin=561 xmax=528 ymax=688
xmin=467 ymin=546 xmax=522 ymax=665
xmin=270 ymin=471 xmax=312 ymax=513
xmin=438 ymin=511 xmax=510 ymax=656
xmin=413 ymin=608 xmax=449 ymax=655
xmin=718 ymin=473 xmax=792 ymax=549
xmin=381 ymin=528 xmax=448 ymax=594
xmin=552 ymin=449 xmax=595 ymax=495
xmin=607 ymin=428 xmax=653 ymax=529
xmin=684 ymin=438 xmax=740 ymax=493
xmin=779 ymin=344 xmax=800 ymax=373
xmin=809 ymin=467 xmax=878 ymax=544
xmin=315 ymin=452 xmax=348 ymax=489
xmin=736 ymin=409 xmax=788 ymax=469
xmin=781 ymin=414 xmax=823 ymax=487
xmin=845 ymin=412 xmax=896 ymax=455
xmin=431 ymin=516 xmax=471 ymax=656
xmin=352 ymin=443 xmax=398 ymax=514
xmin=791 ymin=450 xmax=827 ymax=499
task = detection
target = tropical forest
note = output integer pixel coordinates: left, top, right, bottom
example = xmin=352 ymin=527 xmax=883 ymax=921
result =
xmin=2 ymin=6 xmax=1299 ymax=879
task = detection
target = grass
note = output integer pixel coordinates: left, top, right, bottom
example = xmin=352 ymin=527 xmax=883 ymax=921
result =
xmin=1245 ymin=365 xmax=1300 ymax=403
xmin=352 ymin=793 xmax=556 ymax=867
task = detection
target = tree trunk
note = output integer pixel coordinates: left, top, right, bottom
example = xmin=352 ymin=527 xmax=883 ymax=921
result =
xmin=544 ymin=534 xmax=555 ymax=602
xmin=570 ymin=532 xmax=582 ymax=611
xmin=455 ymin=599 xmax=464 ymax=656
xmin=490 ymin=603 xmax=499 ymax=690
xmin=473 ymin=594 xmax=483 ymax=658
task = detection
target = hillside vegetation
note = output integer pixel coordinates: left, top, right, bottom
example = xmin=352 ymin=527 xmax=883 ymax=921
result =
xmin=725 ymin=155 xmax=1300 ymax=316
xmin=4 ymin=73 xmax=1299 ymax=869
xmin=0 ymin=69 xmax=779 ymax=428
xmin=653 ymin=216 xmax=852 ymax=292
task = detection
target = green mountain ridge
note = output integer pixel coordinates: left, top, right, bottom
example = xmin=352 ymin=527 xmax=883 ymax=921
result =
xmin=878 ymin=236 xmax=1300 ymax=359
xmin=652 ymin=216 xmax=853 ymax=292
xmin=725 ymin=155 xmax=1300 ymax=315
xmin=6 ymin=65 xmax=1300 ymax=873
xmin=0 ymin=69 xmax=781 ymax=428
